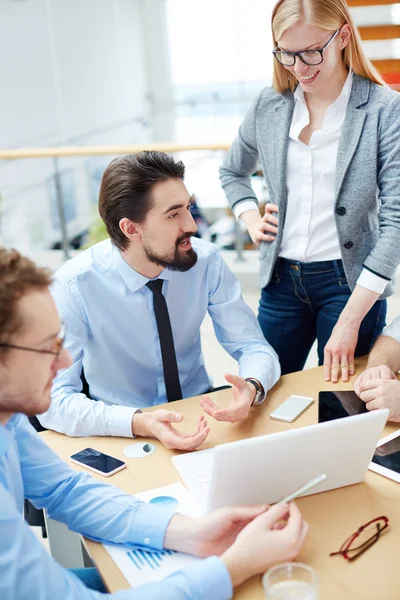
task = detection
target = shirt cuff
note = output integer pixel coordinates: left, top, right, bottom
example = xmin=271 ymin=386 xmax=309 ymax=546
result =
xmin=356 ymin=268 xmax=389 ymax=295
xmin=128 ymin=505 xmax=176 ymax=551
xmin=233 ymin=200 xmax=259 ymax=221
xmin=245 ymin=375 xmax=269 ymax=405
xmin=107 ymin=405 xmax=142 ymax=437
xmin=239 ymin=358 xmax=281 ymax=405
xmin=178 ymin=556 xmax=233 ymax=600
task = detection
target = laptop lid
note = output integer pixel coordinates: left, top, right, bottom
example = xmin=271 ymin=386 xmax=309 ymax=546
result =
xmin=206 ymin=408 xmax=389 ymax=513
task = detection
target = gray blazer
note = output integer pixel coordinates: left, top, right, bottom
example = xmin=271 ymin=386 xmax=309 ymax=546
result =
xmin=220 ymin=74 xmax=400 ymax=297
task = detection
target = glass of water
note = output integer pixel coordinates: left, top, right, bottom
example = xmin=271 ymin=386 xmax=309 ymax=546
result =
xmin=262 ymin=563 xmax=318 ymax=600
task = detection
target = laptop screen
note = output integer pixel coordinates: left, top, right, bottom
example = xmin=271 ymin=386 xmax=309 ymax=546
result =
xmin=319 ymin=391 xmax=400 ymax=478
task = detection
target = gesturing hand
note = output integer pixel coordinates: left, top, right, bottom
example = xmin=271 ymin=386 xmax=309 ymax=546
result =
xmin=132 ymin=410 xmax=210 ymax=451
xmin=200 ymin=373 xmax=256 ymax=423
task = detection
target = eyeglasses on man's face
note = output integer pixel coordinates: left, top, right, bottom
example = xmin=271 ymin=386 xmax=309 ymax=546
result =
xmin=273 ymin=29 xmax=340 ymax=67
xmin=330 ymin=516 xmax=389 ymax=561
xmin=0 ymin=323 xmax=66 ymax=358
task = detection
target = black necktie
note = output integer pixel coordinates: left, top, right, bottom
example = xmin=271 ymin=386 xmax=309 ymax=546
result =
xmin=146 ymin=279 xmax=183 ymax=402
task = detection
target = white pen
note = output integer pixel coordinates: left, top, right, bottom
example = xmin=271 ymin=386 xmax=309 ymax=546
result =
xmin=276 ymin=473 xmax=327 ymax=505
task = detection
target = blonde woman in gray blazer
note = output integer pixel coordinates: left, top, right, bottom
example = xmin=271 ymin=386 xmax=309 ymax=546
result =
xmin=220 ymin=0 xmax=400 ymax=386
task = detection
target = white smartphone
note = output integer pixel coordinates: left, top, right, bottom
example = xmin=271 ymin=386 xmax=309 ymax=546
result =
xmin=270 ymin=395 xmax=314 ymax=423
xmin=70 ymin=447 xmax=126 ymax=477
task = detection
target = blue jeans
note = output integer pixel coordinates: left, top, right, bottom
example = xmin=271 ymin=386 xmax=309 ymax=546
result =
xmin=70 ymin=568 xmax=107 ymax=593
xmin=258 ymin=258 xmax=387 ymax=375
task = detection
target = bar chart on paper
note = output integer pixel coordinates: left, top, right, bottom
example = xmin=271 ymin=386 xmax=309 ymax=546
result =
xmin=127 ymin=548 xmax=175 ymax=571
xmin=103 ymin=483 xmax=201 ymax=587
xmin=107 ymin=544 xmax=199 ymax=587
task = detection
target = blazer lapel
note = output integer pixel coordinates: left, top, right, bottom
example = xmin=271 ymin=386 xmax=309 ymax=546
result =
xmin=335 ymin=75 xmax=370 ymax=203
xmin=273 ymin=93 xmax=294 ymax=218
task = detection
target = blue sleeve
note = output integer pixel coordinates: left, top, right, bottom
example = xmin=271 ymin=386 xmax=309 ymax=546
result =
xmin=0 ymin=483 xmax=232 ymax=600
xmin=38 ymin=279 xmax=137 ymax=438
xmin=207 ymin=249 xmax=280 ymax=394
xmin=16 ymin=416 xmax=173 ymax=550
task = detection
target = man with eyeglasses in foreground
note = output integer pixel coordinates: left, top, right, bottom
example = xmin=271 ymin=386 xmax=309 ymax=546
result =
xmin=354 ymin=315 xmax=400 ymax=422
xmin=0 ymin=246 xmax=308 ymax=599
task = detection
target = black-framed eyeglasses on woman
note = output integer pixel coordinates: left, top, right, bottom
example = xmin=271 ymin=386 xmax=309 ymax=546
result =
xmin=0 ymin=323 xmax=66 ymax=357
xmin=330 ymin=516 xmax=389 ymax=561
xmin=273 ymin=29 xmax=340 ymax=66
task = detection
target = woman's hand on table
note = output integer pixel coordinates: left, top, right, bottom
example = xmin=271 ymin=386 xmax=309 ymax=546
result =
xmin=323 ymin=317 xmax=360 ymax=383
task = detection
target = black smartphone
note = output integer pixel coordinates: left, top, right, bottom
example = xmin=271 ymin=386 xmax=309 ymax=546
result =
xmin=70 ymin=447 xmax=126 ymax=477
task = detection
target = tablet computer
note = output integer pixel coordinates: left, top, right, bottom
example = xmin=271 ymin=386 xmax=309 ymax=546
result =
xmin=318 ymin=390 xmax=368 ymax=423
xmin=368 ymin=430 xmax=400 ymax=483
xmin=318 ymin=391 xmax=399 ymax=484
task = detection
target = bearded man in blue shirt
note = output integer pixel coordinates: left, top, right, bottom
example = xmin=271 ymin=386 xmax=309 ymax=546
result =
xmin=0 ymin=247 xmax=307 ymax=599
xmin=38 ymin=151 xmax=280 ymax=450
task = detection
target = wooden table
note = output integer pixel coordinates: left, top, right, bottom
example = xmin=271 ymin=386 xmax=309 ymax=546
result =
xmin=41 ymin=360 xmax=400 ymax=599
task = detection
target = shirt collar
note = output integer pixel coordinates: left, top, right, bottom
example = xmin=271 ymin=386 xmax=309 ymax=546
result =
xmin=0 ymin=414 xmax=20 ymax=458
xmin=112 ymin=245 xmax=173 ymax=294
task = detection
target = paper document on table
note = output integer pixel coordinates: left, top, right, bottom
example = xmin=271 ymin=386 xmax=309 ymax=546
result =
xmin=172 ymin=446 xmax=215 ymax=513
xmin=103 ymin=483 xmax=202 ymax=588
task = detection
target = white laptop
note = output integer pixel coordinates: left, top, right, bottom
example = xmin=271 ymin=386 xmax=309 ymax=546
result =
xmin=172 ymin=409 xmax=389 ymax=514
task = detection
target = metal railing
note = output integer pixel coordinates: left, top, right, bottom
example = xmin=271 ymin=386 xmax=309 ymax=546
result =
xmin=0 ymin=142 xmax=251 ymax=263
xmin=0 ymin=142 xmax=230 ymax=160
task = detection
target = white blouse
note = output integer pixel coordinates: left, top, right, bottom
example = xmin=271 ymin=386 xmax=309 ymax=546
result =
xmin=235 ymin=71 xmax=387 ymax=294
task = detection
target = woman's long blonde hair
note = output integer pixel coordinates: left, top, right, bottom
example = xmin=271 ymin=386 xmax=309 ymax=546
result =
xmin=272 ymin=0 xmax=387 ymax=92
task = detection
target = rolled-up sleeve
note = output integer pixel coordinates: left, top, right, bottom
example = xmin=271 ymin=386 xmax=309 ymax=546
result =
xmin=356 ymin=267 xmax=389 ymax=295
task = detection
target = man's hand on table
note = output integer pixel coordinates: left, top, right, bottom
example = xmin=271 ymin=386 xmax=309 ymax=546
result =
xmin=357 ymin=378 xmax=400 ymax=422
xmin=131 ymin=410 xmax=210 ymax=451
xmin=354 ymin=364 xmax=396 ymax=396
xmin=353 ymin=364 xmax=400 ymax=421
xmin=200 ymin=373 xmax=257 ymax=423
xmin=164 ymin=503 xmax=308 ymax=588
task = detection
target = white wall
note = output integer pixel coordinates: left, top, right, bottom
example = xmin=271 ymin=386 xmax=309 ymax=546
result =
xmin=0 ymin=0 xmax=171 ymax=252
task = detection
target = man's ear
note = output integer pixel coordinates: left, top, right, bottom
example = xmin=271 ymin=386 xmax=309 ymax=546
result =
xmin=119 ymin=218 xmax=142 ymax=243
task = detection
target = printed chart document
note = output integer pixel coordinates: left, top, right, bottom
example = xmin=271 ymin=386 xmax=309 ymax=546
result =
xmin=103 ymin=483 xmax=201 ymax=587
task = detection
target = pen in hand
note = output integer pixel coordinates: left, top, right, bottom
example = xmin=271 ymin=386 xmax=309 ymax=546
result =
xmin=276 ymin=474 xmax=327 ymax=505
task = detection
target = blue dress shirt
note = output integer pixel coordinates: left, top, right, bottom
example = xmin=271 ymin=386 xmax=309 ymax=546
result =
xmin=39 ymin=238 xmax=280 ymax=437
xmin=0 ymin=414 xmax=233 ymax=600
